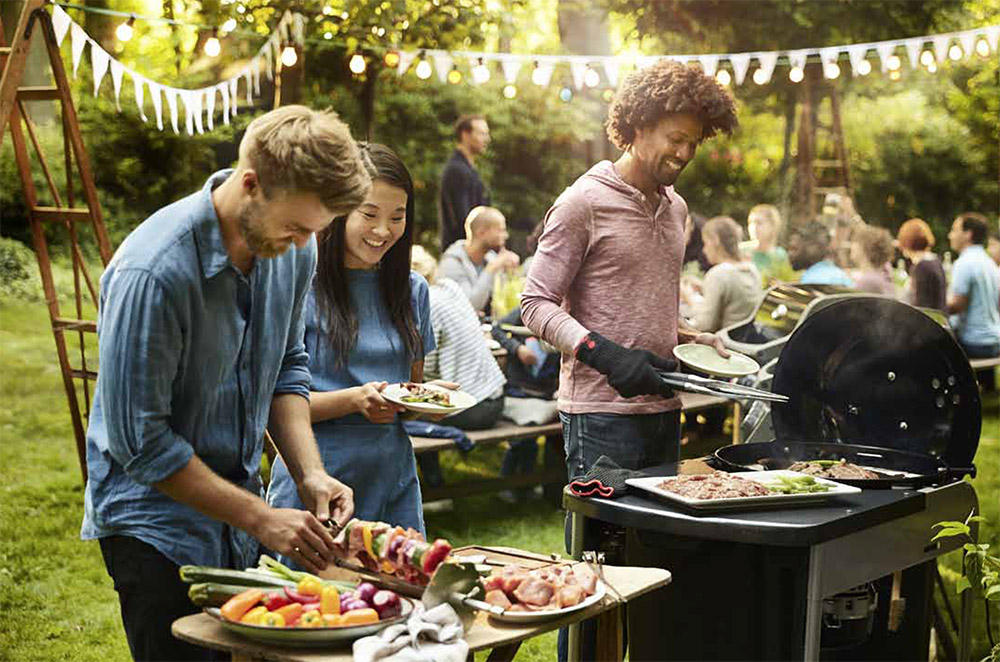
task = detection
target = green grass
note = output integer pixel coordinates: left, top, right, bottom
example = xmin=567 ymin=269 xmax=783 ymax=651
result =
xmin=1 ymin=280 xmax=997 ymax=662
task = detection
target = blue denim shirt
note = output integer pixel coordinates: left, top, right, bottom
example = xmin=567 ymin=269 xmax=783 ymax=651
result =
xmin=800 ymin=260 xmax=855 ymax=288
xmin=81 ymin=170 xmax=316 ymax=569
xmin=949 ymin=245 xmax=1000 ymax=347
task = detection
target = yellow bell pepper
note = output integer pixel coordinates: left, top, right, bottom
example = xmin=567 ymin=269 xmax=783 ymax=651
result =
xmin=296 ymin=575 xmax=324 ymax=597
xmin=260 ymin=612 xmax=286 ymax=627
xmin=239 ymin=606 xmax=268 ymax=625
xmin=320 ymin=585 xmax=341 ymax=615
xmin=298 ymin=611 xmax=324 ymax=628
xmin=362 ymin=524 xmax=375 ymax=560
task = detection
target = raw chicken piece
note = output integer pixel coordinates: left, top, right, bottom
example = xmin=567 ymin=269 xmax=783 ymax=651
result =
xmin=572 ymin=563 xmax=599 ymax=595
xmin=485 ymin=589 xmax=512 ymax=609
xmin=513 ymin=578 xmax=555 ymax=606
xmin=556 ymin=584 xmax=586 ymax=608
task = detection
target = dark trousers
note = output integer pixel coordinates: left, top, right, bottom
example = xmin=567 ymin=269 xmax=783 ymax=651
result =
xmin=416 ymin=396 xmax=504 ymax=488
xmin=556 ymin=410 xmax=682 ymax=662
xmin=99 ymin=536 xmax=227 ymax=662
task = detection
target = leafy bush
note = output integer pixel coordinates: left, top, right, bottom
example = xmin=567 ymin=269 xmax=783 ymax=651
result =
xmin=0 ymin=238 xmax=39 ymax=301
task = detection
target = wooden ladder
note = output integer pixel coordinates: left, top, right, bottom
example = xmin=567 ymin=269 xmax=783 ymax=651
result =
xmin=1 ymin=0 xmax=113 ymax=484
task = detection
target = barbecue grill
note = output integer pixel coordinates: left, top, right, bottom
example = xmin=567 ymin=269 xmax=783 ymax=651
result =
xmin=564 ymin=296 xmax=983 ymax=661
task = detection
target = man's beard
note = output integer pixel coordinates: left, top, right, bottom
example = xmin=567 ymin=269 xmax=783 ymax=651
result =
xmin=238 ymin=202 xmax=286 ymax=258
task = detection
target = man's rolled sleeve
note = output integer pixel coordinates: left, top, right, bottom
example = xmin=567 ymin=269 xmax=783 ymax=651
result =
xmin=98 ymin=269 xmax=194 ymax=485
xmin=274 ymin=255 xmax=314 ymax=399
xmin=520 ymin=197 xmax=592 ymax=353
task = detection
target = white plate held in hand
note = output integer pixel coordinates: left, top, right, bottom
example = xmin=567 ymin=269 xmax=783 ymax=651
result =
xmin=672 ymin=343 xmax=760 ymax=378
xmin=381 ymin=383 xmax=477 ymax=415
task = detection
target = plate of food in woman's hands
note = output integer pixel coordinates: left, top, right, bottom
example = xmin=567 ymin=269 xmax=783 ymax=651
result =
xmin=381 ymin=382 xmax=477 ymax=415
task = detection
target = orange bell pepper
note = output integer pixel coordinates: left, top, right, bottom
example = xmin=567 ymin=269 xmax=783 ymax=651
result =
xmin=220 ymin=588 xmax=264 ymax=622
xmin=322 ymin=613 xmax=346 ymax=627
xmin=340 ymin=608 xmax=379 ymax=626
xmin=320 ymin=585 xmax=341 ymax=615
xmin=273 ymin=602 xmax=304 ymax=626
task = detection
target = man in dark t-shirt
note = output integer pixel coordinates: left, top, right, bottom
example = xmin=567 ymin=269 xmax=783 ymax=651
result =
xmin=438 ymin=114 xmax=491 ymax=252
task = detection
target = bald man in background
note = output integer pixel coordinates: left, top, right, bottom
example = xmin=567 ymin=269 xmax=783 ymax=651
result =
xmin=438 ymin=206 xmax=520 ymax=314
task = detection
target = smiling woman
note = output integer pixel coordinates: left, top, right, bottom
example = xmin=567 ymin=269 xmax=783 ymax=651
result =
xmin=265 ymin=144 xmax=438 ymax=567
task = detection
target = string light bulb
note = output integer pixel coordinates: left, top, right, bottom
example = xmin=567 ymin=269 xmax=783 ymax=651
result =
xmin=116 ymin=15 xmax=135 ymax=42
xmin=559 ymin=87 xmax=573 ymax=102
xmin=384 ymin=51 xmax=400 ymax=68
xmin=349 ymin=53 xmax=366 ymax=74
xmin=502 ymin=84 xmax=517 ymax=99
xmin=926 ymin=61 xmax=937 ymax=73
xmin=472 ymin=59 xmax=491 ymax=84
xmin=281 ymin=44 xmax=298 ymax=67
xmin=584 ymin=66 xmax=601 ymax=88
xmin=948 ymin=44 xmax=963 ymax=61
xmin=789 ymin=66 xmax=804 ymax=83
xmin=602 ymin=88 xmax=615 ymax=102
xmin=204 ymin=28 xmax=221 ymax=57
xmin=857 ymin=59 xmax=872 ymax=76
xmin=887 ymin=54 xmax=902 ymax=71
xmin=975 ymin=37 xmax=991 ymax=57
xmin=447 ymin=67 xmax=463 ymax=84
xmin=919 ymin=49 xmax=935 ymax=67
xmin=415 ymin=58 xmax=433 ymax=80
xmin=824 ymin=62 xmax=840 ymax=79
xmin=715 ymin=69 xmax=731 ymax=86
xmin=889 ymin=69 xmax=902 ymax=81
xmin=221 ymin=18 xmax=237 ymax=34
xmin=752 ymin=68 xmax=768 ymax=85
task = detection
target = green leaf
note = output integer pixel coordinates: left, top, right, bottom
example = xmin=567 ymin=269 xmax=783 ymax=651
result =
xmin=967 ymin=515 xmax=988 ymax=523
xmin=956 ymin=576 xmax=972 ymax=593
xmin=986 ymin=584 xmax=1000 ymax=599
xmin=932 ymin=527 xmax=968 ymax=541
xmin=934 ymin=520 xmax=970 ymax=529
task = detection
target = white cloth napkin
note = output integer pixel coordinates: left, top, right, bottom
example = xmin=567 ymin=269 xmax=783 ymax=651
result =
xmin=352 ymin=603 xmax=468 ymax=662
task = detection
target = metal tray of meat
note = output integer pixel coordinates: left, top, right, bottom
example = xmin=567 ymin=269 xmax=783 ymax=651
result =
xmin=626 ymin=470 xmax=861 ymax=512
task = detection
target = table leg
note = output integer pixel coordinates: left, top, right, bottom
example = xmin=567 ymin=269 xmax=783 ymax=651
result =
xmin=594 ymin=606 xmax=624 ymax=661
xmin=959 ymin=570 xmax=972 ymax=661
xmin=542 ymin=433 xmax=565 ymax=504
xmin=567 ymin=510 xmax=586 ymax=662
xmin=803 ymin=545 xmax=823 ymax=662
xmin=486 ymin=642 xmax=522 ymax=661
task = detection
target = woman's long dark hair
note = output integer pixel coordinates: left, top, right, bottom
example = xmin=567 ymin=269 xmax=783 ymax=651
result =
xmin=314 ymin=143 xmax=421 ymax=367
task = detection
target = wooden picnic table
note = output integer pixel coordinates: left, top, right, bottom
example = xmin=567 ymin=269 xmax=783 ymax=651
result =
xmin=171 ymin=546 xmax=671 ymax=662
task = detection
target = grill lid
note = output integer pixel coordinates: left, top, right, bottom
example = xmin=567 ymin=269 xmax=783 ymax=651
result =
xmin=771 ymin=297 xmax=980 ymax=468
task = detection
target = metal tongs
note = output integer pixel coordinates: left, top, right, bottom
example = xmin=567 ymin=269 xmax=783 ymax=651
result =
xmin=656 ymin=371 xmax=789 ymax=404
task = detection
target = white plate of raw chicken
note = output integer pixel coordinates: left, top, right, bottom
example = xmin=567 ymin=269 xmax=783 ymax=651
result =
xmin=480 ymin=562 xmax=607 ymax=623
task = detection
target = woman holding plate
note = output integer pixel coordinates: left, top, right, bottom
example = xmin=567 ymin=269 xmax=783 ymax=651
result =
xmin=267 ymin=144 xmax=435 ymax=544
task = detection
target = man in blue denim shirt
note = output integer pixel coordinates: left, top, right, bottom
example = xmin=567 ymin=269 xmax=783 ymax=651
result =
xmin=81 ymin=106 xmax=371 ymax=661
xmin=947 ymin=212 xmax=1000 ymax=359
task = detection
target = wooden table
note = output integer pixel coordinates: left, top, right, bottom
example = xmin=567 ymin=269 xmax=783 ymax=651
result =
xmin=172 ymin=546 xmax=671 ymax=662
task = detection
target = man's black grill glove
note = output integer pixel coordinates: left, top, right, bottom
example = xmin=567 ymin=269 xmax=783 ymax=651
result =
xmin=575 ymin=332 xmax=677 ymax=399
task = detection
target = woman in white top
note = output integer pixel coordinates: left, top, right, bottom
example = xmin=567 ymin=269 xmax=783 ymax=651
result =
xmin=692 ymin=216 xmax=764 ymax=333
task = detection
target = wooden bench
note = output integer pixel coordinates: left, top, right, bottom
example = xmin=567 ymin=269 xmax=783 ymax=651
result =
xmin=410 ymin=392 xmax=732 ymax=503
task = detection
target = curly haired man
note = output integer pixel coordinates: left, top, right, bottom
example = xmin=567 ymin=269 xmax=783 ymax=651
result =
xmin=521 ymin=60 xmax=738 ymax=660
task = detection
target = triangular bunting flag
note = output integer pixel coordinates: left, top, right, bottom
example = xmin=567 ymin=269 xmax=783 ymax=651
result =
xmin=293 ymin=13 xmax=305 ymax=45
xmin=569 ymin=58 xmax=588 ymax=90
xmin=905 ymin=38 xmax=924 ymax=69
xmin=846 ymin=44 xmax=869 ymax=76
xmin=398 ymin=51 xmax=418 ymax=76
xmin=165 ymin=87 xmax=180 ymax=134
xmin=252 ymin=60 xmax=260 ymax=97
xmin=230 ymin=77 xmax=239 ymax=117
xmin=602 ymin=58 xmax=619 ymax=88
xmin=875 ymin=42 xmax=897 ymax=72
xmin=730 ymin=53 xmax=751 ymax=85
xmin=988 ymin=26 xmax=1000 ymax=52
xmin=959 ymin=32 xmax=976 ymax=60
xmin=932 ymin=35 xmax=950 ymax=63
xmin=819 ymin=47 xmax=839 ymax=68
xmin=243 ymin=69 xmax=252 ymax=104
xmin=182 ymin=90 xmax=194 ymax=136
xmin=193 ymin=91 xmax=204 ymax=135
xmin=263 ymin=44 xmax=273 ymax=81
xmin=637 ymin=55 xmax=660 ymax=69
xmin=787 ymin=49 xmax=809 ymax=71
xmin=70 ymin=24 xmax=87 ymax=78
xmin=531 ymin=60 xmax=555 ymax=87
xmin=149 ymin=82 xmax=163 ymax=130
xmin=91 ymin=43 xmax=110 ymax=96
xmin=132 ymin=73 xmax=148 ymax=122
xmin=756 ymin=51 xmax=779 ymax=83
xmin=110 ymin=60 xmax=125 ymax=111
xmin=431 ymin=52 xmax=453 ymax=83
xmin=218 ymin=84 xmax=229 ymax=126
xmin=500 ymin=57 xmax=522 ymax=83
xmin=51 ymin=5 xmax=71 ymax=46
xmin=698 ymin=54 xmax=719 ymax=77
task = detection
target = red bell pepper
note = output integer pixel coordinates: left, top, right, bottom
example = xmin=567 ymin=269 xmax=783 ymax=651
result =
xmin=263 ymin=590 xmax=292 ymax=611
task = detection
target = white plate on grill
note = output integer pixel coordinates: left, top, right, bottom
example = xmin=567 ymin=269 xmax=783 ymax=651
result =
xmin=626 ymin=470 xmax=861 ymax=511
xmin=381 ymin=383 xmax=477 ymax=415
xmin=487 ymin=580 xmax=607 ymax=623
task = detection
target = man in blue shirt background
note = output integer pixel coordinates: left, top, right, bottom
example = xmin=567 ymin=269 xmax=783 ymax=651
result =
xmin=947 ymin=212 xmax=1000 ymax=358
xmin=788 ymin=220 xmax=855 ymax=288
xmin=81 ymin=106 xmax=371 ymax=661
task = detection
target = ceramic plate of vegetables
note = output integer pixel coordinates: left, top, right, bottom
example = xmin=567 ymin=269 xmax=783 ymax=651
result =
xmin=208 ymin=579 xmax=413 ymax=646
